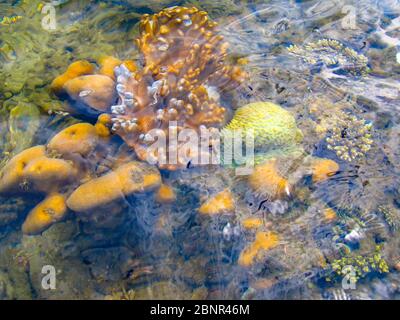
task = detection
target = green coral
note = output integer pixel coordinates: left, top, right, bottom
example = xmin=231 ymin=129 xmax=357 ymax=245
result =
xmin=326 ymin=245 xmax=389 ymax=283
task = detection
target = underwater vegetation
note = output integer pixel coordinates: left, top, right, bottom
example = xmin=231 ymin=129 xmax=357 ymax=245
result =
xmin=0 ymin=0 xmax=400 ymax=300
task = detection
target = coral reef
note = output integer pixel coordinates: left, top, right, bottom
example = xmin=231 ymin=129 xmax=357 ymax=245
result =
xmin=0 ymin=121 xmax=165 ymax=234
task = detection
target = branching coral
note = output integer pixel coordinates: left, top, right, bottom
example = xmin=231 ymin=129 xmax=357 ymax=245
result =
xmin=326 ymin=245 xmax=389 ymax=283
xmin=287 ymin=39 xmax=370 ymax=76
xmin=325 ymin=112 xmax=373 ymax=162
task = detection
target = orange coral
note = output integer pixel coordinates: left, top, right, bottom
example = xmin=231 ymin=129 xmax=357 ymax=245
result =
xmin=311 ymin=158 xmax=339 ymax=183
xmin=155 ymin=183 xmax=176 ymax=203
xmin=22 ymin=193 xmax=68 ymax=235
xmin=248 ymin=159 xmax=291 ymax=200
xmin=51 ymin=60 xmax=95 ymax=94
xmin=238 ymin=231 xmax=279 ymax=266
xmin=66 ymin=161 xmax=161 ymax=212
xmin=242 ymin=217 xmax=263 ymax=230
xmin=52 ymin=7 xmax=246 ymax=170
xmin=47 ymin=123 xmax=99 ymax=157
xmin=198 ymin=189 xmax=235 ymax=215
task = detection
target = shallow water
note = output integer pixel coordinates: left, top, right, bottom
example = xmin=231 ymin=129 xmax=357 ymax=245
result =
xmin=0 ymin=0 xmax=400 ymax=300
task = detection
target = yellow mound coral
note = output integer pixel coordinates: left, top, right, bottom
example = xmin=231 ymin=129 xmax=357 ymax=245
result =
xmin=238 ymin=231 xmax=279 ymax=267
xmin=22 ymin=193 xmax=67 ymax=235
xmin=63 ymin=75 xmax=116 ymax=112
xmin=311 ymin=158 xmax=339 ymax=183
xmin=222 ymin=102 xmax=303 ymax=150
xmin=248 ymin=159 xmax=291 ymax=200
xmin=198 ymin=189 xmax=235 ymax=215
xmin=47 ymin=123 xmax=99 ymax=157
xmin=66 ymin=161 xmax=161 ymax=212
xmin=0 ymin=146 xmax=45 ymax=194
xmin=23 ymin=156 xmax=78 ymax=192
xmin=155 ymin=184 xmax=176 ymax=204
xmin=51 ymin=60 xmax=95 ymax=94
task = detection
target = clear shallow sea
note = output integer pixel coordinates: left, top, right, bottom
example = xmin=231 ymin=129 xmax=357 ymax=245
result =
xmin=0 ymin=0 xmax=400 ymax=300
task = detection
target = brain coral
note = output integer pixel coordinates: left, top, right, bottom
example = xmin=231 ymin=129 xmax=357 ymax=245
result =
xmin=221 ymin=102 xmax=304 ymax=165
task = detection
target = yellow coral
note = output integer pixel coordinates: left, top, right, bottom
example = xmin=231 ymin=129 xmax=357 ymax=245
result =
xmin=198 ymin=189 xmax=235 ymax=215
xmin=66 ymin=161 xmax=161 ymax=212
xmin=24 ymin=156 xmax=78 ymax=192
xmin=242 ymin=217 xmax=263 ymax=229
xmin=47 ymin=123 xmax=98 ymax=157
xmin=239 ymin=231 xmax=279 ymax=266
xmin=155 ymin=184 xmax=176 ymax=204
xmin=248 ymin=159 xmax=291 ymax=200
xmin=63 ymin=75 xmax=116 ymax=112
xmin=311 ymin=158 xmax=339 ymax=183
xmin=51 ymin=60 xmax=95 ymax=94
xmin=0 ymin=146 xmax=45 ymax=194
xmin=22 ymin=193 xmax=67 ymax=235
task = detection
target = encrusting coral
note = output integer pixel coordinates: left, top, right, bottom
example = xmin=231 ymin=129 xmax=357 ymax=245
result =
xmin=22 ymin=193 xmax=67 ymax=235
xmin=66 ymin=161 xmax=161 ymax=213
xmin=247 ymin=158 xmax=291 ymax=201
xmin=238 ymin=231 xmax=279 ymax=267
xmin=198 ymin=189 xmax=235 ymax=216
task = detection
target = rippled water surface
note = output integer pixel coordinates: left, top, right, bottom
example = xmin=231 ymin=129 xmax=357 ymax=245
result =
xmin=1 ymin=0 xmax=400 ymax=300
